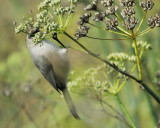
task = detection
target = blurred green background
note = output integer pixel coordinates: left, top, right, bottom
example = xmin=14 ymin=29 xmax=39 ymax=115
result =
xmin=0 ymin=0 xmax=160 ymax=128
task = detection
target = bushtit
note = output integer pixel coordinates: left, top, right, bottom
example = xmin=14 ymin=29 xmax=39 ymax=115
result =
xmin=26 ymin=34 xmax=80 ymax=119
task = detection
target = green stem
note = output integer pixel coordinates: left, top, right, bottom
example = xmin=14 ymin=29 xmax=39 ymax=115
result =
xmin=116 ymin=80 xmax=127 ymax=93
xmin=133 ymin=38 xmax=142 ymax=80
xmin=86 ymin=36 xmax=131 ymax=40
xmin=64 ymin=31 xmax=160 ymax=104
xmin=117 ymin=26 xmax=131 ymax=36
xmin=130 ymin=48 xmax=144 ymax=74
xmin=88 ymin=23 xmax=129 ymax=37
xmin=115 ymin=13 xmax=123 ymax=23
xmin=115 ymin=94 xmax=136 ymax=128
xmin=136 ymin=11 xmax=147 ymax=35
xmin=137 ymin=28 xmax=152 ymax=37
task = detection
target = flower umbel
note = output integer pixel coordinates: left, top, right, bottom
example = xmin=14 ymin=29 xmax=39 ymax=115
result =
xmin=15 ymin=0 xmax=77 ymax=44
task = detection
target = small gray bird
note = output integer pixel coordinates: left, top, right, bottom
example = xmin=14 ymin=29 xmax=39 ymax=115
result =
xmin=26 ymin=34 xmax=80 ymax=119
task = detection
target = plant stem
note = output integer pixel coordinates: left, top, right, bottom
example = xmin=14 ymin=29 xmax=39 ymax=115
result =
xmin=136 ymin=11 xmax=147 ymax=35
xmin=133 ymin=38 xmax=142 ymax=80
xmin=88 ymin=23 xmax=129 ymax=37
xmin=137 ymin=27 xmax=152 ymax=37
xmin=115 ymin=13 xmax=123 ymax=23
xmin=64 ymin=31 xmax=160 ymax=104
xmin=117 ymin=26 xmax=131 ymax=36
xmin=86 ymin=36 xmax=131 ymax=40
xmin=115 ymin=94 xmax=136 ymax=128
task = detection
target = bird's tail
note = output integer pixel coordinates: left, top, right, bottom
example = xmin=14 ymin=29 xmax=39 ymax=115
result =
xmin=62 ymin=89 xmax=80 ymax=120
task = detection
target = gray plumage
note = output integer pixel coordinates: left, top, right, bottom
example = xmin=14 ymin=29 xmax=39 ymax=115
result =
xmin=26 ymin=36 xmax=80 ymax=119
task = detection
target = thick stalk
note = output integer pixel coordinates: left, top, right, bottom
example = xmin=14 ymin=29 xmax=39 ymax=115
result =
xmin=115 ymin=94 xmax=136 ymax=128
xmin=133 ymin=38 xmax=142 ymax=80
xmin=64 ymin=31 xmax=160 ymax=104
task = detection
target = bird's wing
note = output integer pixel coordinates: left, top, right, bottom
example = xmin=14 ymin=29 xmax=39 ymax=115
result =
xmin=34 ymin=55 xmax=61 ymax=93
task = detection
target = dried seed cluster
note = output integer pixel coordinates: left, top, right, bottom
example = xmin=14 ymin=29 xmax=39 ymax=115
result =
xmin=104 ymin=18 xmax=118 ymax=30
xmin=120 ymin=0 xmax=135 ymax=7
xmin=75 ymin=0 xmax=119 ymax=39
xmin=101 ymin=0 xmax=114 ymax=7
xmin=148 ymin=14 xmax=160 ymax=28
xmin=140 ymin=0 xmax=154 ymax=11
xmin=75 ymin=25 xmax=90 ymax=40
xmin=75 ymin=0 xmax=159 ymax=39
xmin=84 ymin=0 xmax=98 ymax=11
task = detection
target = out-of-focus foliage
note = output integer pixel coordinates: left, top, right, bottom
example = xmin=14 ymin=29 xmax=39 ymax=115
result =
xmin=0 ymin=0 xmax=160 ymax=128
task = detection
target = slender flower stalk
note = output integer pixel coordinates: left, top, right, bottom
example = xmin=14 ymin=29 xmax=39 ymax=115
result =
xmin=136 ymin=11 xmax=147 ymax=35
xmin=137 ymin=27 xmax=152 ymax=37
xmin=115 ymin=12 xmax=123 ymax=23
xmin=88 ymin=23 xmax=129 ymax=37
xmin=116 ymin=26 xmax=131 ymax=36
xmin=86 ymin=36 xmax=131 ymax=40
xmin=115 ymin=94 xmax=136 ymax=128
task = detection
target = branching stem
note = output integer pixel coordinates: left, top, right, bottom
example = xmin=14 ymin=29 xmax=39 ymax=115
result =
xmin=64 ymin=31 xmax=160 ymax=105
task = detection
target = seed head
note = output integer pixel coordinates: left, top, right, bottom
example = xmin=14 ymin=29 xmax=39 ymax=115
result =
xmin=123 ymin=16 xmax=139 ymax=30
xmin=104 ymin=18 xmax=118 ymax=30
xmin=148 ymin=14 xmax=160 ymax=28
xmin=121 ymin=7 xmax=135 ymax=18
xmin=84 ymin=0 xmax=98 ymax=11
xmin=78 ymin=13 xmax=92 ymax=25
xmin=105 ymin=5 xmax=118 ymax=15
xmin=92 ymin=12 xmax=106 ymax=21
xmin=140 ymin=0 xmax=154 ymax=11
xmin=101 ymin=0 xmax=114 ymax=7
xmin=75 ymin=25 xmax=90 ymax=40
xmin=120 ymin=0 xmax=135 ymax=7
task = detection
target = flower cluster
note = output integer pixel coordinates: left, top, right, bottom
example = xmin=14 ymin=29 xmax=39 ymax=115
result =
xmin=75 ymin=0 xmax=159 ymax=40
xmin=140 ymin=0 xmax=154 ymax=11
xmin=92 ymin=12 xmax=106 ymax=21
xmin=67 ymin=66 xmax=111 ymax=97
xmin=75 ymin=0 xmax=119 ymax=39
xmin=121 ymin=7 xmax=135 ymax=18
xmin=32 ymin=32 xmax=46 ymax=44
xmin=120 ymin=0 xmax=135 ymax=7
xmin=75 ymin=25 xmax=90 ymax=40
xmin=107 ymin=52 xmax=136 ymax=63
xmin=78 ymin=13 xmax=92 ymax=25
xmin=132 ymin=41 xmax=152 ymax=50
xmin=101 ymin=0 xmax=114 ymax=7
xmin=123 ymin=16 xmax=139 ymax=30
xmin=148 ymin=14 xmax=160 ymax=28
xmin=75 ymin=12 xmax=92 ymax=39
xmin=105 ymin=5 xmax=118 ymax=15
xmin=15 ymin=0 xmax=77 ymax=44
xmin=84 ymin=0 xmax=98 ymax=11
xmin=120 ymin=0 xmax=139 ymax=30
xmin=104 ymin=18 xmax=118 ymax=30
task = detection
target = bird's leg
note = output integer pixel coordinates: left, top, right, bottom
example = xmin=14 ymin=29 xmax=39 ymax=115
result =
xmin=52 ymin=32 xmax=66 ymax=48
